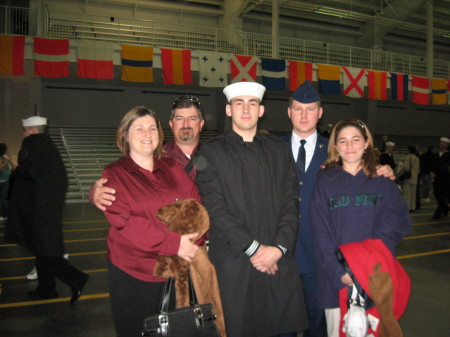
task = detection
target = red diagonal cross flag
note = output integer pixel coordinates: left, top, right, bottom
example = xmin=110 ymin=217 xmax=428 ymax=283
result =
xmin=342 ymin=66 xmax=366 ymax=98
xmin=231 ymin=54 xmax=257 ymax=82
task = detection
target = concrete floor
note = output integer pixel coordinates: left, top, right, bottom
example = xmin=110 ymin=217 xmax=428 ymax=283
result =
xmin=0 ymin=201 xmax=449 ymax=337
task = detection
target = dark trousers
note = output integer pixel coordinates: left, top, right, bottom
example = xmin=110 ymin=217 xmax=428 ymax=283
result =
xmin=300 ymin=273 xmax=327 ymax=337
xmin=0 ymin=181 xmax=8 ymax=217
xmin=433 ymin=176 xmax=450 ymax=218
xmin=107 ymin=260 xmax=173 ymax=337
xmin=421 ymin=173 xmax=432 ymax=199
xmin=35 ymin=255 xmax=86 ymax=296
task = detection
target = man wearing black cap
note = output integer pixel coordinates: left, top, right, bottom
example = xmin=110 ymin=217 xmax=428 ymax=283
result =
xmin=282 ymin=80 xmax=328 ymax=337
xmin=196 ymin=82 xmax=307 ymax=337
xmin=282 ymin=81 xmax=395 ymax=337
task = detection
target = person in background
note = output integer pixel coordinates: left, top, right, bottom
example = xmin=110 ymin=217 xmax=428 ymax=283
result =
xmin=310 ymin=119 xmax=412 ymax=337
xmin=0 ymin=143 xmax=12 ymax=222
xmin=380 ymin=135 xmax=389 ymax=153
xmin=100 ymin=106 xmax=204 ymax=337
xmin=402 ymin=145 xmax=420 ymax=212
xmin=196 ymin=82 xmax=308 ymax=336
xmin=431 ymin=137 xmax=450 ymax=220
xmin=379 ymin=141 xmax=396 ymax=171
xmin=419 ymin=145 xmax=435 ymax=202
xmin=25 ymin=253 xmax=69 ymax=281
xmin=321 ymin=123 xmax=333 ymax=138
xmin=89 ymin=95 xmax=204 ymax=210
xmin=6 ymin=116 xmax=88 ymax=301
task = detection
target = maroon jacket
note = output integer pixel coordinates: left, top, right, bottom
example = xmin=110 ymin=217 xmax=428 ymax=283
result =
xmin=163 ymin=141 xmax=199 ymax=180
xmin=102 ymin=156 xmax=201 ymax=282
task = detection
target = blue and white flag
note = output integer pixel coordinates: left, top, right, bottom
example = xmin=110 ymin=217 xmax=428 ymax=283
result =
xmin=199 ymin=51 xmax=228 ymax=87
xmin=261 ymin=58 xmax=286 ymax=90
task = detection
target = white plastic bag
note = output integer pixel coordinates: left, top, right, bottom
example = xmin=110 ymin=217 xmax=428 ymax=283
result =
xmin=343 ymin=285 xmax=369 ymax=337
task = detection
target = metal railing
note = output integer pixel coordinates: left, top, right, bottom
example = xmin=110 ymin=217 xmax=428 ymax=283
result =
xmin=44 ymin=10 xmax=449 ymax=78
xmin=1 ymin=5 xmax=449 ymax=78
xmin=0 ymin=5 xmax=30 ymax=35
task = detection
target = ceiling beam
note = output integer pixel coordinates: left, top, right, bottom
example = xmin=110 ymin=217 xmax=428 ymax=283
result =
xmin=87 ymin=0 xmax=224 ymax=16
xmin=176 ymin=0 xmax=222 ymax=6
xmin=357 ymin=0 xmax=429 ymax=47
xmin=243 ymin=12 xmax=364 ymax=36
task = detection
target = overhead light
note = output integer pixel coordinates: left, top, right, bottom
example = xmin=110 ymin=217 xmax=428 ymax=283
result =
xmin=314 ymin=8 xmax=348 ymax=19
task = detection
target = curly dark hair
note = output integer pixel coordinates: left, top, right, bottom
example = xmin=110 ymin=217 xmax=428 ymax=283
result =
xmin=0 ymin=143 xmax=7 ymax=157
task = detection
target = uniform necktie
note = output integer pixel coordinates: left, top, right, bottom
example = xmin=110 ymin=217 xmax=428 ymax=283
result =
xmin=297 ymin=139 xmax=306 ymax=174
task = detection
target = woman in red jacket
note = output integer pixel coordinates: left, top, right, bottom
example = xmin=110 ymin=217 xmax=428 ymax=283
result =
xmin=102 ymin=106 xmax=203 ymax=337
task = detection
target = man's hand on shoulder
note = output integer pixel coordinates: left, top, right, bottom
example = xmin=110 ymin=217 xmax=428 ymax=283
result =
xmin=88 ymin=178 xmax=116 ymax=211
xmin=376 ymin=164 xmax=395 ymax=180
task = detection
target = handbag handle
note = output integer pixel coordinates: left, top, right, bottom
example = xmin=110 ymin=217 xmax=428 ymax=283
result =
xmin=159 ymin=268 xmax=198 ymax=314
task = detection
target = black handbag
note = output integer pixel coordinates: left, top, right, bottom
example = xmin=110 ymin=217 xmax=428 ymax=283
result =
xmin=397 ymin=156 xmax=412 ymax=182
xmin=398 ymin=170 xmax=411 ymax=181
xmin=142 ymin=271 xmax=221 ymax=337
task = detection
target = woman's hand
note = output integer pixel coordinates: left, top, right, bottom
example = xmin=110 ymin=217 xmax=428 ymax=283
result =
xmin=341 ymin=272 xmax=354 ymax=287
xmin=177 ymin=233 xmax=199 ymax=263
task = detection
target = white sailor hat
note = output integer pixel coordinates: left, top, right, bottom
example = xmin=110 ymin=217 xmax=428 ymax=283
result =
xmin=22 ymin=116 xmax=47 ymax=127
xmin=223 ymin=82 xmax=266 ymax=102
xmin=440 ymin=137 xmax=450 ymax=143
xmin=385 ymin=141 xmax=395 ymax=147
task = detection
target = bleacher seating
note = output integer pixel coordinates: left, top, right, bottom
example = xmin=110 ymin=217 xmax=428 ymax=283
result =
xmin=50 ymin=127 xmax=220 ymax=203
xmin=49 ymin=127 xmax=121 ymax=203
xmin=50 ymin=126 xmax=436 ymax=203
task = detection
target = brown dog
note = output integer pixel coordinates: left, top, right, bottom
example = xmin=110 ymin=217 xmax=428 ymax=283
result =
xmin=153 ymin=198 xmax=226 ymax=337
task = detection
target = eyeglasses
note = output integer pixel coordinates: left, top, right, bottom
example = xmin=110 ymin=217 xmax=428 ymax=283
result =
xmin=172 ymin=95 xmax=200 ymax=108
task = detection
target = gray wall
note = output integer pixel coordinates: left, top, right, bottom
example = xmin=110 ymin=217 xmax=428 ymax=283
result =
xmin=1 ymin=67 xmax=449 ymax=164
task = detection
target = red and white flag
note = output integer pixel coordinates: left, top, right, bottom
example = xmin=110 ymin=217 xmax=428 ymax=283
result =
xmin=77 ymin=40 xmax=114 ymax=79
xmin=231 ymin=54 xmax=257 ymax=82
xmin=33 ymin=37 xmax=69 ymax=77
xmin=412 ymin=76 xmax=429 ymax=105
xmin=342 ymin=66 xmax=366 ymax=98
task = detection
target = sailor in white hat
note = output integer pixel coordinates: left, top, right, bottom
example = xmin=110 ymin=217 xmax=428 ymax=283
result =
xmin=222 ymin=81 xmax=266 ymax=142
xmin=195 ymin=82 xmax=309 ymax=336
xmin=440 ymin=137 xmax=450 ymax=145
xmin=9 ymin=115 xmax=89 ymax=301
xmin=22 ymin=116 xmax=47 ymax=137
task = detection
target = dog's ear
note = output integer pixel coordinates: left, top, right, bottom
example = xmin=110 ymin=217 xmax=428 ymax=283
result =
xmin=156 ymin=201 xmax=182 ymax=225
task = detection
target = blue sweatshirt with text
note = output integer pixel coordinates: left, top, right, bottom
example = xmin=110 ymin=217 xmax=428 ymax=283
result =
xmin=310 ymin=167 xmax=412 ymax=308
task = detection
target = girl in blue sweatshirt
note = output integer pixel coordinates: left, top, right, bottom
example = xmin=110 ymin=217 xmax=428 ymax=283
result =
xmin=310 ymin=119 xmax=412 ymax=337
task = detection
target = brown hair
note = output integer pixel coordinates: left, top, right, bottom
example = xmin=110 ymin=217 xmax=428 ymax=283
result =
xmin=116 ymin=106 xmax=164 ymax=158
xmin=324 ymin=119 xmax=377 ymax=177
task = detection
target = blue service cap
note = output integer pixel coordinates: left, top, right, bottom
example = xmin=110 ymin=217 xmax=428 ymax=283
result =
xmin=291 ymin=80 xmax=320 ymax=103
